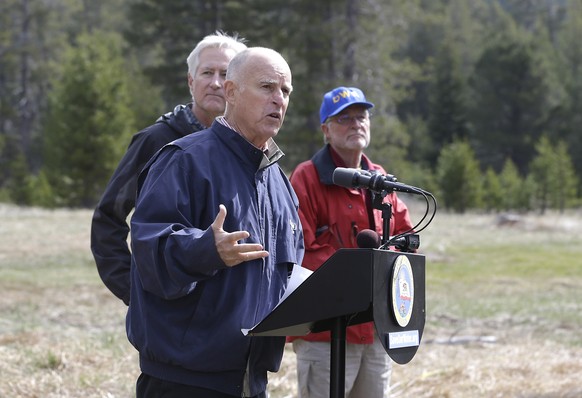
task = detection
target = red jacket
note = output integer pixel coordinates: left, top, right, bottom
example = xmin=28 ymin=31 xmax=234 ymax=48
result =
xmin=288 ymin=145 xmax=413 ymax=344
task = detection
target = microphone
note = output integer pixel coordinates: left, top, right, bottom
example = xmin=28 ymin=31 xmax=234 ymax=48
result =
xmin=356 ymin=228 xmax=420 ymax=251
xmin=391 ymin=234 xmax=420 ymax=251
xmin=332 ymin=167 xmax=423 ymax=194
xmin=356 ymin=229 xmax=381 ymax=248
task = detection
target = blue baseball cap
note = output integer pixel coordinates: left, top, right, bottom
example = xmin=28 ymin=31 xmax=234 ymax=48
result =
xmin=319 ymin=86 xmax=375 ymax=124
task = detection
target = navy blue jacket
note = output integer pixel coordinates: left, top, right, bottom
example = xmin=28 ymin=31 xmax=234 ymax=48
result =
xmin=127 ymin=121 xmax=304 ymax=396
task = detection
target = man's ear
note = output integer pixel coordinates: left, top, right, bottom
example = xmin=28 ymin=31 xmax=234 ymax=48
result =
xmin=187 ymin=73 xmax=194 ymax=96
xmin=224 ymin=80 xmax=237 ymax=104
xmin=321 ymin=122 xmax=331 ymax=142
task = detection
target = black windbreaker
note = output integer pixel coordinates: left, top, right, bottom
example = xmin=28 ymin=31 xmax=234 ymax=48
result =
xmin=90 ymin=104 xmax=202 ymax=304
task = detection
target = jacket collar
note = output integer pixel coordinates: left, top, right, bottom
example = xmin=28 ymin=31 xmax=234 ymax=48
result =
xmin=156 ymin=103 xmax=205 ymax=136
xmin=311 ymin=144 xmax=373 ymax=185
xmin=211 ymin=120 xmax=284 ymax=171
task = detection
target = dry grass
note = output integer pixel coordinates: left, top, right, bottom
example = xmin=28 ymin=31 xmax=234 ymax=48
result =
xmin=1 ymin=203 xmax=581 ymax=397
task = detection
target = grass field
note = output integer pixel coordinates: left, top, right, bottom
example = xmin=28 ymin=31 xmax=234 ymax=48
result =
xmin=1 ymin=202 xmax=581 ymax=397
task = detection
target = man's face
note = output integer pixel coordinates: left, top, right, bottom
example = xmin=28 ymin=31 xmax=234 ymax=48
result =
xmin=226 ymin=54 xmax=292 ymax=148
xmin=322 ymin=105 xmax=371 ymax=153
xmin=188 ymin=47 xmax=238 ymax=122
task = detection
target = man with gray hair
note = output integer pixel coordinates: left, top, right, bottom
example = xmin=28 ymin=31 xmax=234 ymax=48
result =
xmin=91 ymin=31 xmax=246 ymax=305
xmin=288 ymin=86 xmax=414 ymax=398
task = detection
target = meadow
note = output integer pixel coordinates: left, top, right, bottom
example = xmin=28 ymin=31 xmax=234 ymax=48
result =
xmin=1 ymin=202 xmax=581 ymax=397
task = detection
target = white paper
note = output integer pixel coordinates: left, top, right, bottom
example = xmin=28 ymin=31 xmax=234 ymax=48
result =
xmin=241 ymin=263 xmax=312 ymax=335
xmin=275 ymin=263 xmax=313 ymax=308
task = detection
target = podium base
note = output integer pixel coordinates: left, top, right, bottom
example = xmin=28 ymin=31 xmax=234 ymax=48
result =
xmin=330 ymin=316 xmax=347 ymax=398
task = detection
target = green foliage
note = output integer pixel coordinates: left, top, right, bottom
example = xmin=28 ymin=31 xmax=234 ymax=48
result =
xmin=43 ymin=31 xmax=137 ymax=208
xmin=427 ymin=39 xmax=469 ymax=166
xmin=400 ymin=115 xmax=431 ymax=168
xmin=124 ymin=0 xmax=225 ymax=105
xmin=366 ymin=117 xmax=411 ymax=177
xmin=552 ymin=141 xmax=579 ymax=210
xmin=498 ymin=158 xmax=530 ymax=211
xmin=529 ymin=136 xmax=578 ymax=214
xmin=3 ymin=149 xmax=54 ymax=207
xmin=554 ymin=0 xmax=582 ymax=185
xmin=25 ymin=170 xmax=55 ymax=208
xmin=0 ymin=0 xmax=76 ymax=182
xmin=399 ymin=163 xmax=439 ymax=201
xmin=0 ymin=2 xmax=18 ymax=180
xmin=482 ymin=167 xmax=503 ymax=212
xmin=394 ymin=1 xmax=446 ymax=122
xmin=436 ymin=140 xmax=482 ymax=213
xmin=529 ymin=136 xmax=556 ymax=214
xmin=0 ymin=0 xmax=581 ymax=210
xmin=36 ymin=351 xmax=65 ymax=371
xmin=468 ymin=14 xmax=554 ymax=174
xmin=123 ymin=53 xmax=165 ymax=131
xmin=6 ymin=150 xmax=31 ymax=205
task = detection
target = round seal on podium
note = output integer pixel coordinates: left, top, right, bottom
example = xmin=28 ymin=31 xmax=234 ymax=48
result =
xmin=391 ymin=255 xmax=414 ymax=327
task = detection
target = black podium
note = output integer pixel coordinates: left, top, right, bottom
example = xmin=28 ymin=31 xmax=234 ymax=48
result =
xmin=248 ymin=248 xmax=425 ymax=398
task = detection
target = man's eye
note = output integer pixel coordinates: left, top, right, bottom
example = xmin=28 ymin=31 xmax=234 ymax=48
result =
xmin=335 ymin=114 xmax=368 ymax=125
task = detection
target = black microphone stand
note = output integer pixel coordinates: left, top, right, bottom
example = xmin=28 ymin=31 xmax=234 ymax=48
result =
xmin=329 ymin=188 xmax=393 ymax=398
xmin=371 ymin=189 xmax=393 ymax=246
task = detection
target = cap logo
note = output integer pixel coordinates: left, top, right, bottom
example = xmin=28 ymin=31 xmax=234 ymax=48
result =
xmin=332 ymin=89 xmax=361 ymax=104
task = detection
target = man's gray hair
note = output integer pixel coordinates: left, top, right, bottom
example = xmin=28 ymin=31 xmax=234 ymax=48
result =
xmin=186 ymin=31 xmax=247 ymax=76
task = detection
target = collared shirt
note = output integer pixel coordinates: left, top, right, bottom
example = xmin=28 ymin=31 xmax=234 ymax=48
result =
xmin=216 ymin=116 xmax=284 ymax=169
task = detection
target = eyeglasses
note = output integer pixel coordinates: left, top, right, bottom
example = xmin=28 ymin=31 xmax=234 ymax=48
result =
xmin=330 ymin=113 xmax=370 ymax=125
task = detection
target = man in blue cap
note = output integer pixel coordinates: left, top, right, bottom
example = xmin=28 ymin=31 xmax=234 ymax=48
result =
xmin=288 ymin=87 xmax=414 ymax=398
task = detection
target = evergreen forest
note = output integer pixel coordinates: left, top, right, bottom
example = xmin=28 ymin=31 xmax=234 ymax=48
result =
xmin=1 ymin=0 xmax=581 ymax=213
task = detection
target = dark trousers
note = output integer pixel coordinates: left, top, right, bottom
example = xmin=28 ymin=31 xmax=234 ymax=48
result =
xmin=136 ymin=373 xmax=267 ymax=398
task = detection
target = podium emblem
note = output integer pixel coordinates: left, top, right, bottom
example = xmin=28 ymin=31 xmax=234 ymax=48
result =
xmin=391 ymin=255 xmax=414 ymax=327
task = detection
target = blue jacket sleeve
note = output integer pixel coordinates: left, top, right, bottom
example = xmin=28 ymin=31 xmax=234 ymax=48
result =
xmin=130 ymin=147 xmax=227 ymax=300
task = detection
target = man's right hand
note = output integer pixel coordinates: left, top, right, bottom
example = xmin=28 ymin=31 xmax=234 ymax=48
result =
xmin=211 ymin=204 xmax=269 ymax=267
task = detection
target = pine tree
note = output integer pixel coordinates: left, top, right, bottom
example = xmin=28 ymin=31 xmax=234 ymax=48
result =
xmin=552 ymin=141 xmax=578 ymax=212
xmin=468 ymin=8 xmax=554 ymax=175
xmin=436 ymin=139 xmax=482 ymax=213
xmin=529 ymin=136 xmax=578 ymax=214
xmin=554 ymin=0 xmax=582 ymax=191
xmin=43 ymin=31 xmax=136 ymax=207
xmin=499 ymin=158 xmax=527 ymax=211
xmin=427 ymin=39 xmax=469 ymax=167
xmin=482 ymin=167 xmax=503 ymax=213
xmin=529 ymin=136 xmax=556 ymax=214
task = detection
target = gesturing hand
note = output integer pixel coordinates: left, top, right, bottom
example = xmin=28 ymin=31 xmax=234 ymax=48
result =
xmin=211 ymin=204 xmax=269 ymax=267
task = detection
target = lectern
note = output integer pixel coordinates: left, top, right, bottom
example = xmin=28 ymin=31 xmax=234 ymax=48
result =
xmin=248 ymin=248 xmax=425 ymax=398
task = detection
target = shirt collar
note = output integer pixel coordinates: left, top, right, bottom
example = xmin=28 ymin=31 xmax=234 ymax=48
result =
xmin=216 ymin=116 xmax=284 ymax=169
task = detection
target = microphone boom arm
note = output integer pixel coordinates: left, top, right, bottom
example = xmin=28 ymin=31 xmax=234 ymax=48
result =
xmin=370 ymin=190 xmax=392 ymax=246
